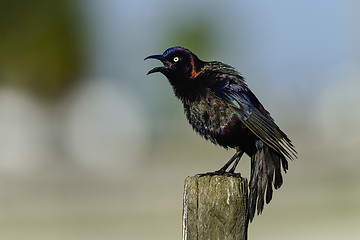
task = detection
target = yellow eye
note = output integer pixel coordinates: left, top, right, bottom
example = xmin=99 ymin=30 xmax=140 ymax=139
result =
xmin=173 ymin=57 xmax=179 ymax=62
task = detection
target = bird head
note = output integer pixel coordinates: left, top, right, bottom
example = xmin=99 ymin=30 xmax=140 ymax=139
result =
xmin=145 ymin=46 xmax=208 ymax=102
xmin=145 ymin=46 xmax=205 ymax=80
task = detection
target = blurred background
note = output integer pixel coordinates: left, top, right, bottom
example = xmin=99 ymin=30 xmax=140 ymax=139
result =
xmin=0 ymin=0 xmax=359 ymax=239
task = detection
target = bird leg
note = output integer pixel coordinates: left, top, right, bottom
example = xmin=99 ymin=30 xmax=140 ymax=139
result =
xmin=228 ymin=151 xmax=244 ymax=173
xmin=198 ymin=150 xmax=244 ymax=176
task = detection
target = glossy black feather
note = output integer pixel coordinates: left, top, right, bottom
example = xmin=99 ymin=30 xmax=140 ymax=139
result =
xmin=146 ymin=46 xmax=297 ymax=222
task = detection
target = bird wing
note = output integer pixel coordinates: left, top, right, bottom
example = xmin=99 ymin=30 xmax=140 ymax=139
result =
xmin=214 ymin=79 xmax=296 ymax=160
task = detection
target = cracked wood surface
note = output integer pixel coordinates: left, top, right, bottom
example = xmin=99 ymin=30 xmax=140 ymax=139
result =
xmin=182 ymin=175 xmax=248 ymax=240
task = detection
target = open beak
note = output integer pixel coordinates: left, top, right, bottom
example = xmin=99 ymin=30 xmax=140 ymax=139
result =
xmin=144 ymin=54 xmax=169 ymax=75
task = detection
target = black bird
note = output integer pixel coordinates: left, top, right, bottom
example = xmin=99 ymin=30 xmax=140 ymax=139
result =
xmin=145 ymin=46 xmax=296 ymax=222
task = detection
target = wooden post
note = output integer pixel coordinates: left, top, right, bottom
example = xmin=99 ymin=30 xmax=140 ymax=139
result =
xmin=182 ymin=175 xmax=248 ymax=240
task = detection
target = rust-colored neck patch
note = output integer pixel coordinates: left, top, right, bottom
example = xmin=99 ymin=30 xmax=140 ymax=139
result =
xmin=189 ymin=54 xmax=201 ymax=78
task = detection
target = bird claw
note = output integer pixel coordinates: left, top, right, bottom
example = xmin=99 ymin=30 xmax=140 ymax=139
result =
xmin=196 ymin=170 xmax=241 ymax=177
xmin=197 ymin=169 xmax=225 ymax=177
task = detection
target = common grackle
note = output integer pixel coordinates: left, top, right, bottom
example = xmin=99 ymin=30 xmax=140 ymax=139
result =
xmin=145 ymin=46 xmax=296 ymax=222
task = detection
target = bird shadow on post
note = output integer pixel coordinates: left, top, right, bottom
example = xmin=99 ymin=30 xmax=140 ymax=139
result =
xmin=182 ymin=175 xmax=248 ymax=240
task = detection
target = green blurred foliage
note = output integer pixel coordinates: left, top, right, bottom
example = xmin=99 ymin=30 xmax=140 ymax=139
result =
xmin=164 ymin=17 xmax=216 ymax=57
xmin=0 ymin=0 xmax=84 ymax=101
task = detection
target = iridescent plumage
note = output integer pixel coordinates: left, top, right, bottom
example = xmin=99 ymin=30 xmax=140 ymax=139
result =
xmin=146 ymin=46 xmax=297 ymax=222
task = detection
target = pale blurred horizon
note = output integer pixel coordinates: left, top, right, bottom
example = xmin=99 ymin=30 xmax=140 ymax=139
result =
xmin=0 ymin=0 xmax=359 ymax=239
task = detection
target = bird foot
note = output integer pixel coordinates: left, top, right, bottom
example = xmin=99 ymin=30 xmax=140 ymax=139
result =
xmin=196 ymin=170 xmax=241 ymax=177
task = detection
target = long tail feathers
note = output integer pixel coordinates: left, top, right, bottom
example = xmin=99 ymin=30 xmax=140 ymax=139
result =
xmin=248 ymin=140 xmax=288 ymax=222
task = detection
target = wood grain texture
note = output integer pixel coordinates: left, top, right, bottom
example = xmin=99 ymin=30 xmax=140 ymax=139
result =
xmin=182 ymin=175 xmax=248 ymax=240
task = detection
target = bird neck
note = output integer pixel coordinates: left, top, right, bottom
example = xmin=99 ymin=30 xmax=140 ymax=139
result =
xmin=168 ymin=76 xmax=207 ymax=104
xmin=188 ymin=54 xmax=204 ymax=79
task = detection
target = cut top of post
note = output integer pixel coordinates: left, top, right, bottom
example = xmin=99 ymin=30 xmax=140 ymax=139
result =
xmin=182 ymin=175 xmax=248 ymax=240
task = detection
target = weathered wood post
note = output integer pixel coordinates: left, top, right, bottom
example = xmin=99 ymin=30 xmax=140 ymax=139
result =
xmin=182 ymin=175 xmax=248 ymax=240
